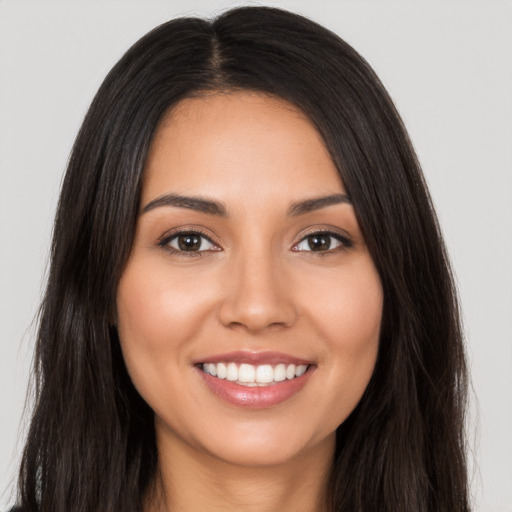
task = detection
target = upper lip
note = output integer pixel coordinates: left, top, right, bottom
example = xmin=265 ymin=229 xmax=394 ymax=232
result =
xmin=195 ymin=350 xmax=313 ymax=366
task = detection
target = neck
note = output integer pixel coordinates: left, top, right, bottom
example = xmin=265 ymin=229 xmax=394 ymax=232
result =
xmin=145 ymin=427 xmax=334 ymax=512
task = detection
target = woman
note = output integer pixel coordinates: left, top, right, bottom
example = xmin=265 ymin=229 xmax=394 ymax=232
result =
xmin=13 ymin=6 xmax=469 ymax=512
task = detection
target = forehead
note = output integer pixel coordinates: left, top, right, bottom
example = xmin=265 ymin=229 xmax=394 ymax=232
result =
xmin=142 ymin=91 xmax=345 ymax=206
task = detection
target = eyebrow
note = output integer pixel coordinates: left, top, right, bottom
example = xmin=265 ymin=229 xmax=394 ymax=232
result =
xmin=141 ymin=192 xmax=351 ymax=217
xmin=142 ymin=194 xmax=228 ymax=216
xmin=287 ymin=193 xmax=352 ymax=216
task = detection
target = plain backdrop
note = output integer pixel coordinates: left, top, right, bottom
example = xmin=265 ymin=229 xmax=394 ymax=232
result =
xmin=1 ymin=1 xmax=511 ymax=510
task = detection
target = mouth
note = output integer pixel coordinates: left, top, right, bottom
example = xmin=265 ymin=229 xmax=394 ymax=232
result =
xmin=195 ymin=351 xmax=315 ymax=408
xmin=200 ymin=362 xmax=309 ymax=387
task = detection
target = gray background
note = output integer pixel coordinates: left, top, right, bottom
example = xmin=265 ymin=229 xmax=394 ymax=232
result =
xmin=1 ymin=1 xmax=511 ymax=510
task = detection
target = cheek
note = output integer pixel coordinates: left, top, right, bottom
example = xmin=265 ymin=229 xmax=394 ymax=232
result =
xmin=303 ymin=259 xmax=383 ymax=421
xmin=307 ymin=257 xmax=383 ymax=348
xmin=117 ymin=260 xmax=214 ymax=344
xmin=115 ymin=260 xmax=215 ymax=395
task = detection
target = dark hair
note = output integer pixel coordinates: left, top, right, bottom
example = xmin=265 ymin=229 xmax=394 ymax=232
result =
xmin=17 ymin=6 xmax=469 ymax=512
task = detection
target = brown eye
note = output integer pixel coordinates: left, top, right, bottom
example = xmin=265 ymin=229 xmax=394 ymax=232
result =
xmin=167 ymin=232 xmax=216 ymax=252
xmin=306 ymin=234 xmax=332 ymax=251
xmin=293 ymin=231 xmax=351 ymax=253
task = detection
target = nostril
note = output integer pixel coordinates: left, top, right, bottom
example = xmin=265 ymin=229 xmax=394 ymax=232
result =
xmin=218 ymin=295 xmax=297 ymax=332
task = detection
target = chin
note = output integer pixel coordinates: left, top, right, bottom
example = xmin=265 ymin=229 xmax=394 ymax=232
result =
xmin=174 ymin=414 xmax=337 ymax=469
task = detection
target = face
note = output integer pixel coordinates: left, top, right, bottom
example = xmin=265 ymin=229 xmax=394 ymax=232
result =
xmin=116 ymin=92 xmax=383 ymax=468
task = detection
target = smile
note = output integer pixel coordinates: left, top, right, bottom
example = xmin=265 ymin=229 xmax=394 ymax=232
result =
xmin=196 ymin=352 xmax=315 ymax=408
xmin=201 ymin=362 xmax=309 ymax=386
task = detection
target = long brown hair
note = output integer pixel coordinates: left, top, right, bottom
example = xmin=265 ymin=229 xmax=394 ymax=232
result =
xmin=18 ymin=6 xmax=469 ymax=511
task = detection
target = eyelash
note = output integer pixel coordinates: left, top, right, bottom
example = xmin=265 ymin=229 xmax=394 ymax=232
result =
xmin=158 ymin=228 xmax=353 ymax=258
xmin=292 ymin=230 xmax=353 ymax=255
xmin=158 ymin=228 xmax=219 ymax=258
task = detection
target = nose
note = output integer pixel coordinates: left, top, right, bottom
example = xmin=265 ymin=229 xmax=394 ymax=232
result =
xmin=218 ymin=250 xmax=297 ymax=333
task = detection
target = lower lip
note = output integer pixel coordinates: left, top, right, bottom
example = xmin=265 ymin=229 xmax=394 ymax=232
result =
xmin=197 ymin=367 xmax=314 ymax=408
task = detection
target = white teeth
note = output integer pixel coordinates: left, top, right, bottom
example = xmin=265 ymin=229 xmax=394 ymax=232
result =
xmin=238 ymin=363 xmax=256 ymax=383
xmin=256 ymin=364 xmax=274 ymax=383
xmin=226 ymin=362 xmax=238 ymax=381
xmin=216 ymin=362 xmax=227 ymax=379
xmin=296 ymin=365 xmax=307 ymax=377
xmin=201 ymin=361 xmax=309 ymax=385
xmin=274 ymin=364 xmax=286 ymax=382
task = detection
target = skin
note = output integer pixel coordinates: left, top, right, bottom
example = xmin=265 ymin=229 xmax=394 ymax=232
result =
xmin=116 ymin=92 xmax=383 ymax=512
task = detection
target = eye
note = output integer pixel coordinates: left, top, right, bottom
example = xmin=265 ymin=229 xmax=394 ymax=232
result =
xmin=293 ymin=231 xmax=351 ymax=253
xmin=161 ymin=231 xmax=218 ymax=253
